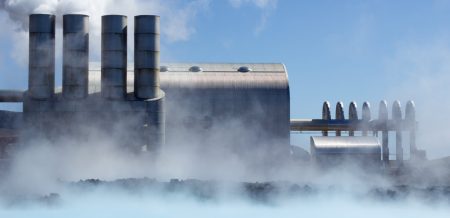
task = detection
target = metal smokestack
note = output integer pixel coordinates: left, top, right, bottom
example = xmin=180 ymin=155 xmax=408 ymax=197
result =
xmin=63 ymin=14 xmax=89 ymax=99
xmin=28 ymin=14 xmax=55 ymax=100
xmin=101 ymin=15 xmax=127 ymax=99
xmin=134 ymin=15 xmax=160 ymax=99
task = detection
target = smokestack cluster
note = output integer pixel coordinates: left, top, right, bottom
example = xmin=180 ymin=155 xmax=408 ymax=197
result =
xmin=26 ymin=13 xmax=165 ymax=152
xmin=28 ymin=13 xmax=162 ymax=101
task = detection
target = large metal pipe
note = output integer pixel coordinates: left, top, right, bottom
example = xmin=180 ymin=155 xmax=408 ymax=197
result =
xmin=134 ymin=15 xmax=160 ymax=99
xmin=362 ymin=102 xmax=371 ymax=136
xmin=63 ymin=14 xmax=89 ymax=99
xmin=335 ymin=102 xmax=344 ymax=136
xmin=29 ymin=14 xmax=55 ymax=100
xmin=290 ymin=119 xmax=413 ymax=131
xmin=322 ymin=101 xmax=331 ymax=136
xmin=0 ymin=90 xmax=24 ymax=102
xmin=348 ymin=102 xmax=358 ymax=136
xmin=379 ymin=100 xmax=389 ymax=165
xmin=101 ymin=15 xmax=127 ymax=99
xmin=405 ymin=101 xmax=417 ymax=158
xmin=392 ymin=100 xmax=403 ymax=163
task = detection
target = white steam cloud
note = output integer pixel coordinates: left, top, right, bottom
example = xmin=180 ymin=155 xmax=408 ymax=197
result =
xmin=229 ymin=0 xmax=277 ymax=9
xmin=385 ymin=37 xmax=450 ymax=159
xmin=0 ymin=0 xmax=210 ymax=65
xmin=228 ymin=0 xmax=277 ymax=35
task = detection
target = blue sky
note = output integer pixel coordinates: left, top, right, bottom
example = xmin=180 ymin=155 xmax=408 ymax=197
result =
xmin=1 ymin=0 xmax=450 ymax=158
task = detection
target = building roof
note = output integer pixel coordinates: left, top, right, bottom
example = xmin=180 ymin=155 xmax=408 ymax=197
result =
xmin=86 ymin=63 xmax=289 ymax=93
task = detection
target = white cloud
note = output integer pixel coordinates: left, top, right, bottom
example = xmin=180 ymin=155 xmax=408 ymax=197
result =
xmin=229 ymin=0 xmax=277 ymax=9
xmin=0 ymin=0 xmax=210 ymax=64
xmin=228 ymin=0 xmax=277 ymax=35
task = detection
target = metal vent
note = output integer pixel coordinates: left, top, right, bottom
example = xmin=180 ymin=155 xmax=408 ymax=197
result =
xmin=160 ymin=66 xmax=169 ymax=72
xmin=238 ymin=66 xmax=252 ymax=72
xmin=189 ymin=66 xmax=203 ymax=72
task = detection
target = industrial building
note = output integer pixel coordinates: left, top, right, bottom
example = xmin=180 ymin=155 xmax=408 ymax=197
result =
xmin=0 ymin=14 xmax=424 ymax=168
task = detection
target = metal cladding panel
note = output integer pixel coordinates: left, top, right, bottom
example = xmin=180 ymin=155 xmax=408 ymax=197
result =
xmin=63 ymin=14 xmax=89 ymax=100
xmin=86 ymin=63 xmax=289 ymax=150
xmin=102 ymin=15 xmax=127 ymax=33
xmin=158 ymin=63 xmax=290 ymax=150
xmin=101 ymin=15 xmax=127 ymax=99
xmin=145 ymin=94 xmax=165 ymax=151
xmin=28 ymin=14 xmax=55 ymax=100
xmin=87 ymin=63 xmax=288 ymax=92
xmin=311 ymin=136 xmax=381 ymax=154
xmin=159 ymin=73 xmax=288 ymax=89
xmin=134 ymin=15 xmax=160 ymax=33
xmin=29 ymin=14 xmax=55 ymax=33
xmin=134 ymin=15 xmax=160 ymax=99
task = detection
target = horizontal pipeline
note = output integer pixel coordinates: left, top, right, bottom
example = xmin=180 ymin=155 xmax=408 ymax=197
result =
xmin=0 ymin=90 xmax=24 ymax=102
xmin=290 ymin=119 xmax=416 ymax=132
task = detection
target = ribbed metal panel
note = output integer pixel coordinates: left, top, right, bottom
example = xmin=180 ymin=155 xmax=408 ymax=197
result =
xmin=28 ymin=14 xmax=55 ymax=100
xmin=63 ymin=14 xmax=89 ymax=99
xmin=405 ymin=100 xmax=417 ymax=157
xmin=379 ymin=100 xmax=389 ymax=163
xmin=362 ymin=102 xmax=371 ymax=136
xmin=101 ymin=15 xmax=127 ymax=99
xmin=145 ymin=95 xmax=165 ymax=151
xmin=392 ymin=100 xmax=403 ymax=162
xmin=322 ymin=101 xmax=331 ymax=136
xmin=311 ymin=136 xmax=381 ymax=154
xmin=80 ymin=63 xmax=288 ymax=152
xmin=311 ymin=136 xmax=381 ymax=166
xmin=134 ymin=15 xmax=160 ymax=99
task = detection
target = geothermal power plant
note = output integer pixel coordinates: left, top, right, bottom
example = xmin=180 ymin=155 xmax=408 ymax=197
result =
xmin=0 ymin=14 xmax=427 ymax=170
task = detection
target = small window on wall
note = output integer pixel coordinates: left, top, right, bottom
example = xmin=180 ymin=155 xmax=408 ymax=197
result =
xmin=238 ymin=66 xmax=252 ymax=73
xmin=189 ymin=66 xmax=203 ymax=72
xmin=160 ymin=66 xmax=169 ymax=72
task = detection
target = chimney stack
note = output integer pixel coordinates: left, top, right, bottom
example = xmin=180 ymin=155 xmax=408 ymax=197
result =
xmin=28 ymin=14 xmax=55 ymax=100
xmin=101 ymin=15 xmax=128 ymax=99
xmin=63 ymin=14 xmax=89 ymax=99
xmin=134 ymin=15 xmax=160 ymax=99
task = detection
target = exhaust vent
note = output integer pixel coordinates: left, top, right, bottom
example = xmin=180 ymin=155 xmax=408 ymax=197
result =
xmin=63 ymin=14 xmax=89 ymax=99
xmin=28 ymin=14 xmax=55 ymax=100
xmin=101 ymin=15 xmax=127 ymax=99
xmin=134 ymin=15 xmax=160 ymax=99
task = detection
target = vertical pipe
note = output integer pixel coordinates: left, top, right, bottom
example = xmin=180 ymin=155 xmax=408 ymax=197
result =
xmin=134 ymin=15 xmax=160 ymax=99
xmin=362 ymin=102 xmax=371 ymax=136
xmin=405 ymin=101 xmax=417 ymax=159
xmin=335 ymin=102 xmax=344 ymax=136
xmin=322 ymin=101 xmax=331 ymax=136
xmin=63 ymin=14 xmax=89 ymax=99
xmin=379 ymin=100 xmax=389 ymax=165
xmin=348 ymin=102 xmax=358 ymax=136
xmin=392 ymin=101 xmax=403 ymax=164
xmin=29 ymin=14 xmax=55 ymax=100
xmin=101 ymin=15 xmax=127 ymax=99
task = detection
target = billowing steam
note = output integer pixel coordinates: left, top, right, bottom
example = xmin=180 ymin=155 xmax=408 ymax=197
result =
xmin=385 ymin=39 xmax=450 ymax=159
xmin=0 ymin=0 xmax=209 ymax=65
xmin=1 ymin=0 xmax=450 ymax=217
